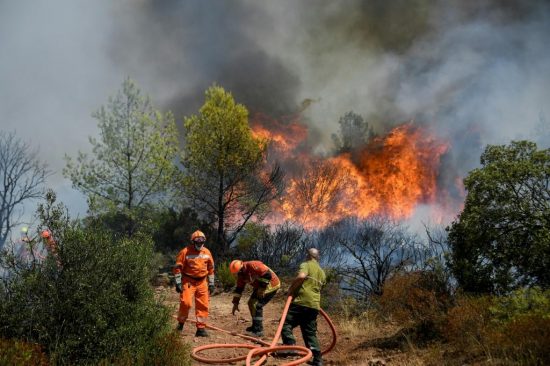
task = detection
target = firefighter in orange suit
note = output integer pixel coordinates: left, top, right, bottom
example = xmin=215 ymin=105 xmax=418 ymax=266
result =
xmin=173 ymin=230 xmax=215 ymax=337
xmin=230 ymin=260 xmax=281 ymax=337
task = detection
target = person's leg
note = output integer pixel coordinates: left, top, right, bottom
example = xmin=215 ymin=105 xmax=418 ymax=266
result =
xmin=247 ymin=288 xmax=277 ymax=336
xmin=194 ymin=280 xmax=210 ymax=337
xmin=299 ymin=308 xmax=322 ymax=366
xmin=281 ymin=303 xmax=302 ymax=346
xmin=177 ymin=279 xmax=195 ymax=328
xmin=246 ymin=291 xmax=263 ymax=335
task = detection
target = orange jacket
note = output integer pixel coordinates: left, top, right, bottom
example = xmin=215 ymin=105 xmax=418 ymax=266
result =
xmin=174 ymin=244 xmax=214 ymax=279
xmin=235 ymin=261 xmax=280 ymax=293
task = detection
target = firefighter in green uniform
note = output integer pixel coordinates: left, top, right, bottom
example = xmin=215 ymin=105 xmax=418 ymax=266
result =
xmin=281 ymin=247 xmax=326 ymax=366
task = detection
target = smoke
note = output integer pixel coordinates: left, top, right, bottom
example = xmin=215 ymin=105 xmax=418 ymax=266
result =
xmin=1 ymin=0 xmax=549 ymax=225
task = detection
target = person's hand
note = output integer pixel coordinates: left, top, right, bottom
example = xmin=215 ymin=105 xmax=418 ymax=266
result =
xmin=232 ymin=303 xmax=240 ymax=315
xmin=175 ymin=273 xmax=182 ymax=293
xmin=257 ymin=288 xmax=266 ymax=299
xmin=208 ymin=284 xmax=215 ymax=295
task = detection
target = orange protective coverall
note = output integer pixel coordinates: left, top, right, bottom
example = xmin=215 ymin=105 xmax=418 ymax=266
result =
xmin=173 ymin=244 xmax=214 ymax=329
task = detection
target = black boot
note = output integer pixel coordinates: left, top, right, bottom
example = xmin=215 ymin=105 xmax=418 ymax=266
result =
xmin=176 ymin=322 xmax=184 ymax=332
xmin=245 ymin=320 xmax=264 ymax=337
xmin=307 ymin=350 xmax=323 ymax=366
xmin=195 ymin=328 xmax=209 ymax=337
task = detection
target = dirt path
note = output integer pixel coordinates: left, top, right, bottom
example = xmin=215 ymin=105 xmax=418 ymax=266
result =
xmin=159 ymin=286 xmax=398 ymax=366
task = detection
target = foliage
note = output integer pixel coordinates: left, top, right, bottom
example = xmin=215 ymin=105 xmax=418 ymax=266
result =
xmin=96 ymin=331 xmax=192 ymax=366
xmin=447 ymin=141 xmax=550 ymax=294
xmin=443 ymin=293 xmax=550 ymax=365
xmin=151 ymin=206 xmax=214 ymax=255
xmin=489 ymin=287 xmax=550 ymax=324
xmin=182 ymin=85 xmax=284 ymax=255
xmin=331 ymin=111 xmax=374 ymax=154
xmin=0 ymin=130 xmax=49 ymax=250
xmin=0 ymin=195 xmax=185 ymax=365
xmin=378 ymin=271 xmax=451 ymax=341
xmin=486 ymin=315 xmax=550 ymax=365
xmin=0 ymin=338 xmax=49 ymax=366
xmin=64 ymin=78 xmax=180 ymax=237
xmin=216 ymin=261 xmax=236 ymax=291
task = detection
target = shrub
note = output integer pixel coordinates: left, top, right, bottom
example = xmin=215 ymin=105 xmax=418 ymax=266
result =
xmin=377 ymin=271 xmax=451 ymax=342
xmin=0 ymin=338 xmax=48 ymax=366
xmin=443 ymin=295 xmax=493 ymax=348
xmin=216 ymin=261 xmax=236 ymax=291
xmin=378 ymin=271 xmax=451 ymax=325
xmin=0 ymin=194 xmax=189 ymax=365
xmin=483 ymin=288 xmax=550 ymax=364
xmin=489 ymin=287 xmax=550 ymax=323
xmin=487 ymin=315 xmax=550 ymax=365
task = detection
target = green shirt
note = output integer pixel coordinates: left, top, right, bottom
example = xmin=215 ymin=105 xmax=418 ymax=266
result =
xmin=293 ymin=260 xmax=326 ymax=310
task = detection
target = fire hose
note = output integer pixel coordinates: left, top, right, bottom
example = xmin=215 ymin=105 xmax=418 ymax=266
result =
xmin=183 ymin=296 xmax=337 ymax=365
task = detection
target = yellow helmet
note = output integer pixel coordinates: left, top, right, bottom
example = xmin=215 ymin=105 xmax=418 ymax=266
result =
xmin=190 ymin=230 xmax=206 ymax=243
xmin=229 ymin=260 xmax=243 ymax=274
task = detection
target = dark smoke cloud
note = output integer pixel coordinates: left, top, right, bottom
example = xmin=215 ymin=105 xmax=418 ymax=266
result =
xmin=107 ymin=0 xmax=300 ymax=118
xmin=1 ymin=0 xmax=549 ymax=227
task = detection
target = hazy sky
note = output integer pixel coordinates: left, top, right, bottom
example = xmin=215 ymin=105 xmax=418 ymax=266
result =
xmin=1 ymin=0 xmax=549 ymax=227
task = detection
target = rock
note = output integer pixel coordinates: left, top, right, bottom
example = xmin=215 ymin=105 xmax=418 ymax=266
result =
xmin=368 ymin=358 xmax=386 ymax=366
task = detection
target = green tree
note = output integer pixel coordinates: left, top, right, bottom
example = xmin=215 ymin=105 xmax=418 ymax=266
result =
xmin=64 ymin=78 xmax=179 ymax=236
xmin=182 ymin=85 xmax=284 ymax=255
xmin=447 ymin=141 xmax=550 ymax=294
xmin=331 ymin=111 xmax=374 ymax=154
xmin=0 ymin=192 xmax=191 ymax=365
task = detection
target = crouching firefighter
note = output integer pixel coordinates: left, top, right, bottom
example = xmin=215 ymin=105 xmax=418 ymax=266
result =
xmin=173 ymin=230 xmax=215 ymax=337
xmin=230 ymin=260 xmax=281 ymax=337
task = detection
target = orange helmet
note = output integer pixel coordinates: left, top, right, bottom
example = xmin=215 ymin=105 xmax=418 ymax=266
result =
xmin=229 ymin=260 xmax=243 ymax=274
xmin=41 ymin=230 xmax=51 ymax=239
xmin=190 ymin=230 xmax=206 ymax=243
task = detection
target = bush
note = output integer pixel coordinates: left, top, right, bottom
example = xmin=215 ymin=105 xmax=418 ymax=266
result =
xmin=443 ymin=295 xmax=493 ymax=348
xmin=484 ymin=288 xmax=550 ymax=364
xmin=0 ymin=338 xmax=48 ymax=366
xmin=487 ymin=315 xmax=550 ymax=365
xmin=378 ymin=271 xmax=451 ymax=325
xmin=377 ymin=271 xmax=451 ymax=342
xmin=0 ymin=195 xmax=189 ymax=365
xmin=216 ymin=261 xmax=236 ymax=291
xmin=489 ymin=287 xmax=550 ymax=323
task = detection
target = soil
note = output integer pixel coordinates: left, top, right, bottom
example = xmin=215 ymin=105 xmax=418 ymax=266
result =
xmin=158 ymin=286 xmax=416 ymax=366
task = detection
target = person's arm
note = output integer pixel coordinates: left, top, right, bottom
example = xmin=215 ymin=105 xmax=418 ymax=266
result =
xmin=173 ymin=248 xmax=186 ymax=293
xmin=232 ymin=274 xmax=246 ymax=315
xmin=207 ymin=250 xmax=215 ymax=294
xmin=286 ymin=271 xmax=307 ymax=297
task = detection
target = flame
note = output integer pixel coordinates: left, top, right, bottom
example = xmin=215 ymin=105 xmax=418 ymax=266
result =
xmin=252 ymin=114 xmax=451 ymax=229
xmin=251 ymin=113 xmax=308 ymax=153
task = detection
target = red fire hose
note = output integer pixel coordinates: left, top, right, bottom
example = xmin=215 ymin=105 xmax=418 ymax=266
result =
xmin=183 ymin=296 xmax=337 ymax=365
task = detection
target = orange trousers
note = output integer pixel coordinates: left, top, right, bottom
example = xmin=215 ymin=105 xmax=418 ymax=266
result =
xmin=177 ymin=277 xmax=209 ymax=329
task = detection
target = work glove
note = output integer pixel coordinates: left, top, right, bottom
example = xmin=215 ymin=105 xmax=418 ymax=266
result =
xmin=175 ymin=273 xmax=182 ymax=293
xmin=208 ymin=274 xmax=215 ymax=295
xmin=232 ymin=303 xmax=240 ymax=315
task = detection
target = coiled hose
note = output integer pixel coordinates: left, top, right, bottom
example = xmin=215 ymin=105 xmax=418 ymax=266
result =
xmin=186 ymin=296 xmax=337 ymax=365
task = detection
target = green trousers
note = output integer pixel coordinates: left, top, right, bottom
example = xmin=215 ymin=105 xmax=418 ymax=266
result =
xmin=281 ymin=303 xmax=321 ymax=355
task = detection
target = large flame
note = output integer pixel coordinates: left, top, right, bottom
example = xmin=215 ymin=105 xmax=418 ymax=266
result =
xmin=252 ymin=117 xmax=451 ymax=229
